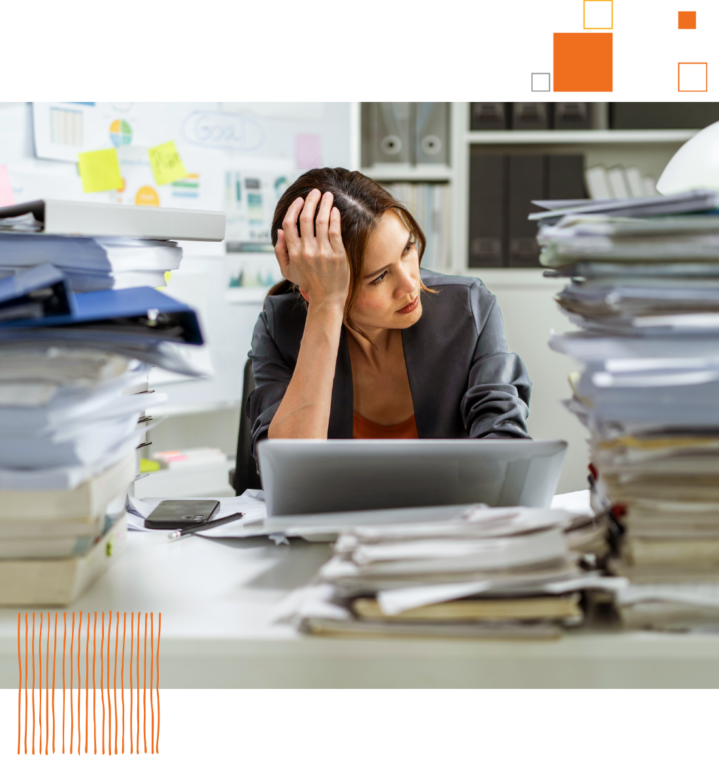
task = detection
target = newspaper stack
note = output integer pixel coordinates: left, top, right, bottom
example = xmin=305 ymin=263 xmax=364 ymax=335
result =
xmin=538 ymin=189 xmax=719 ymax=630
xmin=286 ymin=505 xmax=614 ymax=640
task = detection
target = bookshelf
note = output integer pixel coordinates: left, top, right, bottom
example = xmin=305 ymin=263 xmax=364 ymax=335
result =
xmin=355 ymin=102 xmax=697 ymax=276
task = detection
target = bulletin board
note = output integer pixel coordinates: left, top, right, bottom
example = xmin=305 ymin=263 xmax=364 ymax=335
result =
xmin=0 ymin=102 xmax=353 ymax=412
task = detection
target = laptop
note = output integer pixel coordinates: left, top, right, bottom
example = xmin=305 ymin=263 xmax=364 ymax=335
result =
xmin=257 ymin=439 xmax=568 ymax=517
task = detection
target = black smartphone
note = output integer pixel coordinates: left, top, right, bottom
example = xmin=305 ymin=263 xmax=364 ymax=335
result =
xmin=144 ymin=499 xmax=220 ymax=530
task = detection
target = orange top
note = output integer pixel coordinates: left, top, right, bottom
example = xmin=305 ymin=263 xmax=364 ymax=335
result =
xmin=353 ymin=411 xmax=419 ymax=439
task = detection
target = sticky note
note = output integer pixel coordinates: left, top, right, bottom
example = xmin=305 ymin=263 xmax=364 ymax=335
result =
xmin=148 ymin=141 xmax=188 ymax=186
xmin=0 ymin=165 xmax=14 ymax=207
xmin=296 ymin=133 xmax=323 ymax=169
xmin=77 ymin=148 xmax=123 ymax=193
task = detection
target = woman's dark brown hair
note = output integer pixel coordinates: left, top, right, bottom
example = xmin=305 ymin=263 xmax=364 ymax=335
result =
xmin=268 ymin=167 xmax=434 ymax=339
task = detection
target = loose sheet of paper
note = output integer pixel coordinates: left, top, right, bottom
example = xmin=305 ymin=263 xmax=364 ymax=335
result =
xmin=0 ymin=165 xmax=14 ymax=207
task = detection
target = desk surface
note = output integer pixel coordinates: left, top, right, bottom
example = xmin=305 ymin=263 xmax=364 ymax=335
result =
xmin=1 ymin=531 xmax=719 ymax=688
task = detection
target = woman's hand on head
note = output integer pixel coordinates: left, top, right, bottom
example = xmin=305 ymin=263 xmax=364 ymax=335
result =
xmin=275 ymin=189 xmax=350 ymax=312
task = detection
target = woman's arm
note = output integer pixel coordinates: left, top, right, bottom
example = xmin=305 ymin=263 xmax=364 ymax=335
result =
xmin=461 ymin=286 xmax=532 ymax=439
xmin=266 ymin=188 xmax=350 ymax=439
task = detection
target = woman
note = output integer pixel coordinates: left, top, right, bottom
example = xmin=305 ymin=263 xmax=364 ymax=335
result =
xmin=247 ymin=168 xmax=531 ymax=460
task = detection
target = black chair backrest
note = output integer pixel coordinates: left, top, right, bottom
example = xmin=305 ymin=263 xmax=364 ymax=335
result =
xmin=233 ymin=357 xmax=262 ymax=496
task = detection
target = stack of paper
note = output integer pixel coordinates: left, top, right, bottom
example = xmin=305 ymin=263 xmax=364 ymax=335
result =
xmin=0 ymin=202 xmax=224 ymax=605
xmin=538 ymin=189 xmax=719 ymax=630
xmin=0 ymin=233 xmax=182 ymax=291
xmin=285 ymin=506 xmax=615 ymax=640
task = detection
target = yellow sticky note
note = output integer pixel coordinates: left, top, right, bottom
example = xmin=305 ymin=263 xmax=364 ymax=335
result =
xmin=77 ymin=148 xmax=123 ymax=193
xmin=140 ymin=458 xmax=160 ymax=473
xmin=148 ymin=141 xmax=188 ymax=186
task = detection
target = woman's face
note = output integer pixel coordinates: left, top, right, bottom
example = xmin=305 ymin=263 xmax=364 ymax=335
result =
xmin=349 ymin=210 xmax=422 ymax=333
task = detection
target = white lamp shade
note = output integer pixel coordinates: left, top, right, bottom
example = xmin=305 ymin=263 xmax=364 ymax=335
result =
xmin=657 ymin=121 xmax=719 ymax=194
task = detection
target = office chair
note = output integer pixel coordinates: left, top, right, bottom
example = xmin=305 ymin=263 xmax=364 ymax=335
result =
xmin=230 ymin=357 xmax=263 ymax=495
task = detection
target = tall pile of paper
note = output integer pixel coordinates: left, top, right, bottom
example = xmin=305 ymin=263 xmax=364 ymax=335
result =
xmin=538 ymin=188 xmax=719 ymax=630
xmin=285 ymin=505 xmax=614 ymax=640
xmin=0 ymin=202 xmax=224 ymax=605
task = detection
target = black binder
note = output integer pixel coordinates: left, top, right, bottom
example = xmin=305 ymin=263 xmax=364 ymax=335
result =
xmin=511 ymin=103 xmax=550 ymax=130
xmin=468 ymin=154 xmax=506 ymax=268
xmin=611 ymin=102 xmax=719 ymax=130
xmin=547 ymin=154 xmax=586 ymax=200
xmin=553 ymin=103 xmax=591 ymax=130
xmin=470 ymin=103 xmax=509 ymax=131
xmin=507 ymin=155 xmax=545 ymax=268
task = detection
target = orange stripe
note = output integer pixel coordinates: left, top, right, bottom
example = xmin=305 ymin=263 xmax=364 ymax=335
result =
xmin=17 ymin=611 xmax=22 ymax=691
xmin=92 ymin=611 xmax=97 ymax=691
xmin=107 ymin=611 xmax=112 ymax=691
xmin=121 ymin=612 xmax=126 ymax=755
xmin=150 ymin=613 xmax=155 ymax=690
xmin=156 ymin=613 xmax=161 ymax=754
xmin=45 ymin=611 xmax=50 ymax=691
xmin=70 ymin=611 xmax=75 ymax=690
xmin=85 ymin=611 xmax=92 ymax=692
xmin=129 ymin=613 xmax=133 ymax=755
xmin=142 ymin=612 xmax=147 ymax=691
xmin=100 ymin=611 xmax=105 ymax=690
xmin=24 ymin=613 xmax=28 ymax=755
xmin=39 ymin=612 xmax=42 ymax=753
xmin=78 ymin=612 xmax=83 ymax=755
xmin=114 ymin=612 xmax=119 ymax=755
xmin=52 ymin=612 xmax=57 ymax=753
xmin=32 ymin=613 xmax=35 ymax=755
xmin=62 ymin=613 xmax=66 ymax=754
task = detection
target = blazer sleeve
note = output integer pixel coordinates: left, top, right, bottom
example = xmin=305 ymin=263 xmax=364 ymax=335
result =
xmin=460 ymin=288 xmax=532 ymax=439
xmin=246 ymin=301 xmax=294 ymax=460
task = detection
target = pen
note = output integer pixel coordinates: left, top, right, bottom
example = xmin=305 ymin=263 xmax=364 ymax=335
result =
xmin=167 ymin=511 xmax=245 ymax=540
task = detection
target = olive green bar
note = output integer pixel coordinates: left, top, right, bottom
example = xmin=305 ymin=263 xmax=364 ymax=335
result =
xmin=2 ymin=72 xmax=532 ymax=95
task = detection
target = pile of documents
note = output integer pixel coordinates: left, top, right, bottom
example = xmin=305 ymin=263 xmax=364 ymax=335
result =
xmin=538 ymin=189 xmax=719 ymax=630
xmin=285 ymin=505 xmax=614 ymax=640
xmin=0 ymin=200 xmax=223 ymax=605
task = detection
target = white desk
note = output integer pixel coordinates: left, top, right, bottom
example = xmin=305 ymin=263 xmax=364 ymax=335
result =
xmin=1 ymin=530 xmax=719 ymax=688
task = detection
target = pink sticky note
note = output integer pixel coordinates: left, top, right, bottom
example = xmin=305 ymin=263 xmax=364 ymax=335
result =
xmin=296 ymin=134 xmax=323 ymax=169
xmin=0 ymin=165 xmax=14 ymax=207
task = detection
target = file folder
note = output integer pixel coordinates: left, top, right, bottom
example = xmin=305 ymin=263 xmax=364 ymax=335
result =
xmin=0 ymin=264 xmax=74 ymax=322
xmin=0 ymin=286 xmax=204 ymax=344
xmin=468 ymin=154 xmax=506 ymax=268
xmin=415 ymin=103 xmax=449 ymax=165
xmin=371 ymin=103 xmax=414 ymax=164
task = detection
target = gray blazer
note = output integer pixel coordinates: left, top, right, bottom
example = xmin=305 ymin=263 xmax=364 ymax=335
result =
xmin=247 ymin=270 xmax=532 ymax=459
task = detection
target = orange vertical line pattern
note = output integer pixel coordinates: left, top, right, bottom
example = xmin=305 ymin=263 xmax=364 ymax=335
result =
xmin=32 ymin=613 xmax=36 ymax=755
xmin=121 ymin=612 xmax=126 ymax=755
xmin=143 ymin=612 xmax=147 ymax=754
xmin=85 ymin=613 xmax=89 ymax=754
xmin=62 ymin=613 xmax=66 ymax=754
xmin=39 ymin=611 xmax=42 ymax=754
xmin=136 ymin=611 xmax=140 ymax=756
xmin=78 ymin=612 xmax=83 ymax=756
xmin=92 ymin=611 xmax=97 ymax=691
xmin=52 ymin=612 xmax=57 ymax=753
xmin=130 ymin=612 xmax=134 ymax=755
xmin=45 ymin=611 xmax=50 ymax=691
xmin=156 ymin=613 xmax=161 ymax=755
xmin=70 ymin=611 xmax=75 ymax=690
xmin=24 ymin=613 xmax=28 ymax=755
xmin=107 ymin=611 xmax=112 ymax=691
xmin=17 ymin=611 xmax=22 ymax=691
xmin=114 ymin=612 xmax=119 ymax=755
xmin=150 ymin=613 xmax=155 ymax=690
